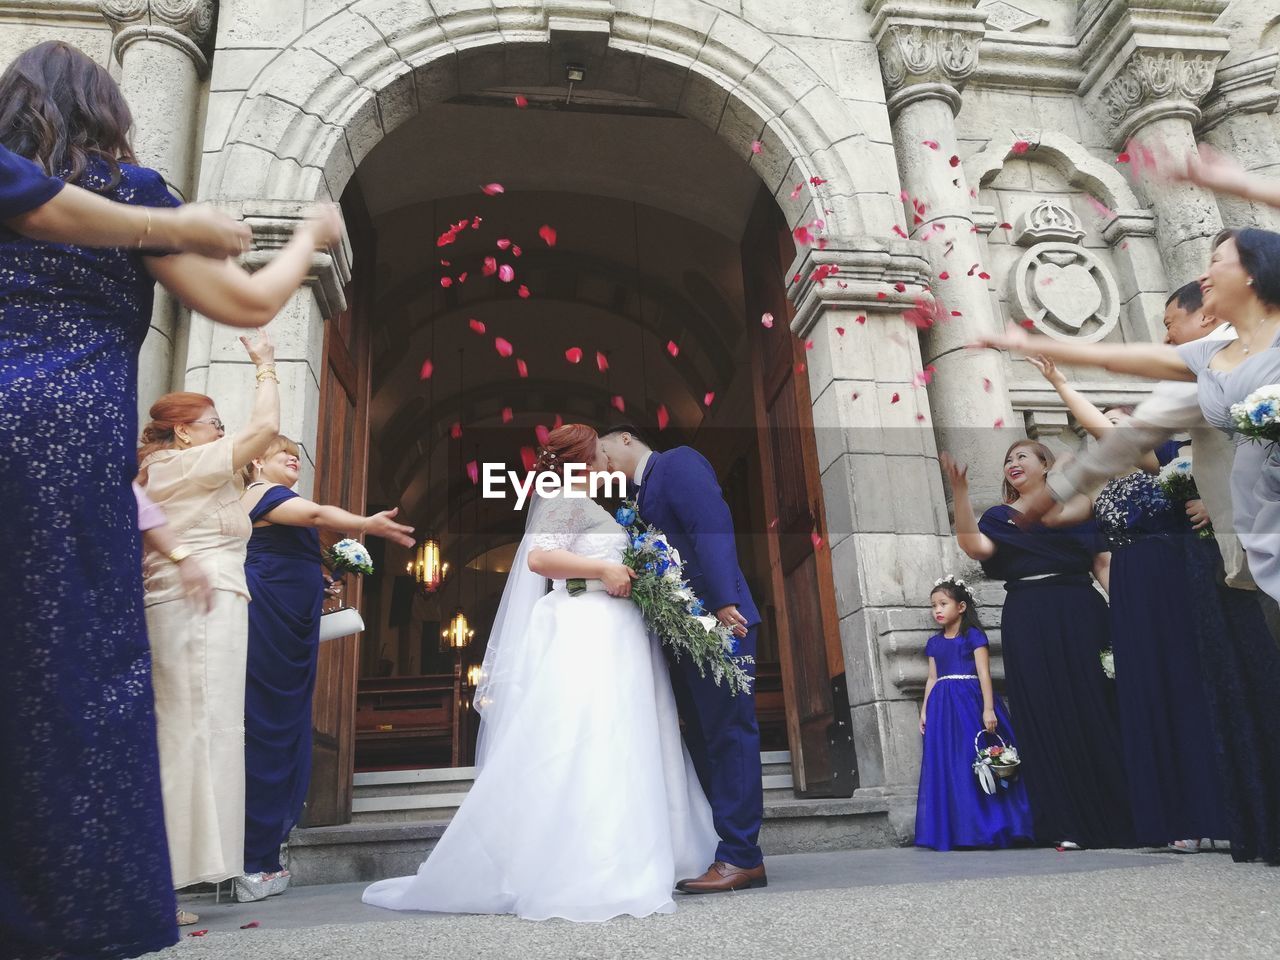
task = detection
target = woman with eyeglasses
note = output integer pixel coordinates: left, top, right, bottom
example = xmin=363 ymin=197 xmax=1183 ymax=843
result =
xmin=233 ymin=436 xmax=413 ymax=902
xmin=136 ymin=330 xmax=281 ymax=923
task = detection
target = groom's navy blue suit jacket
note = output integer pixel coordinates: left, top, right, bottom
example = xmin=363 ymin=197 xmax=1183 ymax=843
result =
xmin=636 ymin=447 xmax=760 ymax=628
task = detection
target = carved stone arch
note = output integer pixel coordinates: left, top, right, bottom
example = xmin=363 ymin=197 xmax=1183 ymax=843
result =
xmin=963 ymin=130 xmax=1144 ymax=213
xmin=205 ymin=1 xmax=871 ymax=237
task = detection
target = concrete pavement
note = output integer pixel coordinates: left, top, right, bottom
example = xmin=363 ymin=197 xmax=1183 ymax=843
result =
xmin=163 ymin=847 xmax=1278 ymax=959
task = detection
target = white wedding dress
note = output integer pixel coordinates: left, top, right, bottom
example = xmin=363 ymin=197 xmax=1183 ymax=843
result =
xmin=362 ymin=491 xmax=718 ymax=921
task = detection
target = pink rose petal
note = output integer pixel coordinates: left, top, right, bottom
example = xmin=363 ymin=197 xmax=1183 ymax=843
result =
xmin=494 ymin=337 xmax=514 ymax=358
xmin=538 ymin=224 xmax=557 ymax=247
xmin=565 ymin=347 xmax=583 ymax=364
xmin=481 ymin=183 xmax=504 ymax=195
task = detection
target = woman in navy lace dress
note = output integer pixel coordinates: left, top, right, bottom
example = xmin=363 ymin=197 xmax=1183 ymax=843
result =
xmin=0 ymin=41 xmax=341 ymax=958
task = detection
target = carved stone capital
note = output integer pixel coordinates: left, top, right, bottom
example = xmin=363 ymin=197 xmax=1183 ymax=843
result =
xmin=865 ymin=1 xmax=988 ymax=118
xmin=99 ymin=0 xmax=216 ymax=72
xmin=1198 ymin=51 xmax=1280 ymax=135
xmin=787 ymin=237 xmax=932 ymax=338
xmin=239 ymin=201 xmax=352 ymax=320
xmin=1076 ymin=2 xmax=1230 ymax=147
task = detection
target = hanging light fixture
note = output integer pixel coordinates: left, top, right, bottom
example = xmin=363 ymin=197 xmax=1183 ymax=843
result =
xmin=410 ymin=319 xmax=447 ymax=594
xmin=442 ymin=608 xmax=474 ymax=649
xmin=466 ymin=664 xmax=483 ymax=688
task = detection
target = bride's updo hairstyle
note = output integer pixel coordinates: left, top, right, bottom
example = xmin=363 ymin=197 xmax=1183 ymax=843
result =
xmin=534 ymin=423 xmax=598 ymax=477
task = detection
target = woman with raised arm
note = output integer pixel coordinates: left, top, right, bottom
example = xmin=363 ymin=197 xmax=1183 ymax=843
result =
xmin=235 ymin=437 xmax=414 ymax=903
xmin=138 ymin=331 xmax=282 ymax=924
xmin=974 ymin=229 xmax=1280 ymax=603
xmin=0 ymin=41 xmax=340 ymax=959
xmin=1030 ymin=358 xmax=1226 ymax=852
xmin=942 ymin=442 xmax=1133 ymax=850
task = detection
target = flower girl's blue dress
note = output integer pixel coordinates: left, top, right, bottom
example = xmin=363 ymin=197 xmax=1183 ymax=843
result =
xmin=914 ymin=627 xmax=1034 ymax=850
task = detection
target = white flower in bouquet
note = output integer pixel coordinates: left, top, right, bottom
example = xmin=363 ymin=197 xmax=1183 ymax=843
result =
xmin=328 ymin=538 xmax=373 ymax=576
xmin=1099 ymin=648 xmax=1115 ymax=680
xmin=1230 ymin=384 xmax=1280 ymax=444
xmin=1156 ymin=457 xmax=1215 ymax=538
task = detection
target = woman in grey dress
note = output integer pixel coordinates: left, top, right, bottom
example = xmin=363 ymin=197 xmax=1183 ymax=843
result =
xmin=972 ymin=227 xmax=1280 ymax=864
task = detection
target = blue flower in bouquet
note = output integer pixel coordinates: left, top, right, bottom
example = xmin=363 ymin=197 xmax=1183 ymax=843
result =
xmin=690 ymin=599 xmax=704 ymax=616
xmin=1252 ymin=401 xmax=1276 ymax=425
xmin=616 ymin=505 xmax=637 ymax=527
xmin=645 ymin=561 xmax=656 ymax=572
xmin=656 ymin=558 xmax=672 ymax=576
xmin=327 ymin=538 xmax=374 ymax=576
xmin=653 ymin=539 xmax=668 ymax=553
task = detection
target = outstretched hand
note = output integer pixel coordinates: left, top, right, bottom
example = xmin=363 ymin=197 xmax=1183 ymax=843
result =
xmin=239 ymin=327 xmax=274 ymax=367
xmin=1164 ymin=143 xmax=1249 ymax=196
xmin=1027 ymin=355 xmax=1065 ymax=386
xmin=364 ymin=507 xmax=415 ymax=547
xmin=939 ymin=452 xmax=969 ymax=495
xmin=969 ymin=323 xmax=1032 ymax=355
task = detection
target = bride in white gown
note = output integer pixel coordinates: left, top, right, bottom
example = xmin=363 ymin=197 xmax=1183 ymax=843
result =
xmin=362 ymin=425 xmax=718 ymax=921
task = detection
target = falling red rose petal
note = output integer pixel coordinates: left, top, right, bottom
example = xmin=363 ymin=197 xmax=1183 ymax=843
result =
xmin=457 ymin=272 xmax=467 ymax=284
xmin=240 ymin=922 xmax=260 ymax=930
xmin=516 ymin=358 xmax=529 ymax=377
xmin=789 ymin=183 xmax=803 ymax=200
xmin=994 ymin=418 xmax=1005 ymax=428
xmin=1020 ymin=320 xmax=1035 ymax=329
xmin=498 ymin=264 xmax=515 ymax=283
xmin=894 ymin=281 xmax=907 ymax=292
xmin=481 ymin=183 xmax=504 ymax=195
xmin=761 ymin=312 xmax=774 ymax=329
xmin=596 ymin=351 xmax=609 ymax=372
xmin=515 ymin=94 xmax=528 ymax=108
xmin=939 ymin=271 xmax=950 ymax=280
xmin=856 ymin=315 xmax=867 ymax=324
xmin=769 ymin=517 xmax=779 ymax=529
xmin=471 ymin=216 xmax=482 ymax=229
xmin=496 ymin=238 xmax=511 ymax=250
xmin=835 ymin=326 xmax=845 ymax=336
xmin=978 ymin=271 xmax=991 ymax=280
xmin=535 ymin=424 xmax=550 ymax=446
xmin=494 ymin=337 xmax=514 ymax=357
xmin=611 ymin=395 xmax=626 ymax=413
xmin=891 ymin=392 xmax=901 ymax=404
xmin=517 ymin=285 xmax=531 ymax=298
xmin=751 ymin=140 xmax=763 ymax=154
xmin=466 ymin=460 xmax=479 ymax=484
xmin=809 ymin=176 xmax=828 ymax=186
xmin=704 ymin=391 xmax=715 ymax=406
xmin=949 ymin=155 xmax=960 ymax=167
xmin=657 ymin=405 xmax=670 ymax=430
xmin=512 ymin=245 xmax=522 ymax=257
xmin=538 ymin=224 xmax=557 ymax=247
xmin=419 ymin=358 xmax=433 ymax=380
xmin=188 ymin=930 xmax=209 ymax=938
xmin=666 ymin=340 xmax=679 ymax=358
xmin=1011 ymin=140 xmax=1030 ymax=154
xmin=450 ymin=422 xmax=462 ymax=439
xmin=565 ymin=347 xmax=583 ymax=364
xmin=440 ymin=277 xmax=452 ymax=288
xmin=553 ymin=414 xmax=564 ymax=430
xmin=1116 ymin=152 xmax=1130 ymax=163
xmin=502 ymin=407 xmax=514 ymax=423
xmin=468 ymin=318 xmax=486 ymax=335
xmin=482 ymin=256 xmax=497 ymax=277
xmin=922 ymin=139 xmax=939 ymax=150
xmin=810 ymin=532 xmax=824 ymax=549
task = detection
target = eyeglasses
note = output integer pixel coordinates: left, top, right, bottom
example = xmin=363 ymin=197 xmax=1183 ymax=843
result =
xmin=191 ymin=418 xmax=225 ymax=432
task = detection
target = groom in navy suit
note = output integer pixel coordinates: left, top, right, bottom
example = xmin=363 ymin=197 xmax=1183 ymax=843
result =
xmin=597 ymin=425 xmax=766 ymax=892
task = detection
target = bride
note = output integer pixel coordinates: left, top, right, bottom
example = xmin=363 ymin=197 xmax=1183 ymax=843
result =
xmin=362 ymin=424 xmax=718 ymax=921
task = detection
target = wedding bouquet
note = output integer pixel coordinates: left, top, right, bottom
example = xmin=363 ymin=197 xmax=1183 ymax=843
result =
xmin=327 ymin=538 xmax=373 ymax=576
xmin=569 ymin=501 xmax=754 ymax=695
xmin=1230 ymin=384 xmax=1280 ymax=444
xmin=1099 ymin=647 xmax=1115 ymax=679
xmin=1156 ymin=457 xmax=1214 ymax=539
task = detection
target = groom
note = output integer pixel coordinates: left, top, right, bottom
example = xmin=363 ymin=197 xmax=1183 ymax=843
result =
xmin=597 ymin=425 xmax=766 ymax=892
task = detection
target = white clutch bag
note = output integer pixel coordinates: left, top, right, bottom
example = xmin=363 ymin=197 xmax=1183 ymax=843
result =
xmin=319 ymin=607 xmax=365 ymax=643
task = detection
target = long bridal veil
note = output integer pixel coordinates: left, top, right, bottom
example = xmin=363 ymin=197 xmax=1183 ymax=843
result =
xmin=472 ymin=492 xmax=548 ymax=770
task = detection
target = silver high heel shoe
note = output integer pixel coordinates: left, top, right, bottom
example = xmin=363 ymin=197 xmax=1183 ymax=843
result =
xmin=234 ymin=872 xmax=273 ymax=903
xmin=266 ymin=869 xmax=291 ymax=897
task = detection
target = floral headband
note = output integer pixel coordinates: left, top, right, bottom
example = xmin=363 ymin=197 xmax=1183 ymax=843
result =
xmin=933 ymin=574 xmax=975 ymax=602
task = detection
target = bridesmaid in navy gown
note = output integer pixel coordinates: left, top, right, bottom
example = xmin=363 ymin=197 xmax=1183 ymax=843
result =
xmin=238 ymin=437 xmax=412 ymax=901
xmin=944 ymin=443 xmax=1134 ymax=849
xmin=915 ymin=578 xmax=1033 ymax=850
xmin=0 ymin=41 xmax=342 ymax=956
xmin=1095 ymin=440 xmax=1228 ymax=848
xmin=242 ymin=479 xmax=325 ymax=894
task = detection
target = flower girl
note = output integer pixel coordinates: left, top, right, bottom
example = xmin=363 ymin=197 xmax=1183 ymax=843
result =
xmin=915 ymin=576 xmax=1033 ymax=851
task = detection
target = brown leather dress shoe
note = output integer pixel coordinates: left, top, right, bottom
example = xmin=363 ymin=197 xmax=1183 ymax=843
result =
xmin=675 ymin=860 xmax=767 ymax=894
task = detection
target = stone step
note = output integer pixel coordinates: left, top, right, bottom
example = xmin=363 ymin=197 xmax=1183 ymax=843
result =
xmin=288 ymin=791 xmax=901 ymax=887
xmin=351 ymin=752 xmax=797 ymax=823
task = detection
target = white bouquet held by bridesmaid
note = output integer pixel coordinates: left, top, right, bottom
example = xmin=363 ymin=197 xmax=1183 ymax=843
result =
xmin=1230 ymin=384 xmax=1280 ymax=444
xmin=571 ymin=500 xmax=754 ymax=694
xmin=327 ymin=538 xmax=373 ymax=576
xmin=1156 ymin=457 xmax=1215 ymax=539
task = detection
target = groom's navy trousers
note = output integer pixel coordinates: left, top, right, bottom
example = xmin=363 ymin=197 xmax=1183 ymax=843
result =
xmin=637 ymin=447 xmax=764 ymax=869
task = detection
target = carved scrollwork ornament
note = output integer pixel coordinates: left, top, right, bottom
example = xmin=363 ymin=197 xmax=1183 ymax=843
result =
xmin=99 ymin=0 xmax=215 ymax=72
xmin=877 ymin=24 xmax=980 ymax=95
xmin=1098 ymin=51 xmax=1219 ymax=123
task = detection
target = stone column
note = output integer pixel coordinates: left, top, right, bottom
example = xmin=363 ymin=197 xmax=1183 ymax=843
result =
xmin=793 ymin=238 xmax=951 ymax=835
xmin=866 ymin=0 xmax=1014 ymax=510
xmin=1078 ymin=1 xmax=1230 ymax=286
xmin=1198 ymin=51 xmax=1280 ymax=231
xmin=100 ymin=0 xmax=216 ymax=419
xmin=200 ymin=203 xmax=351 ymax=499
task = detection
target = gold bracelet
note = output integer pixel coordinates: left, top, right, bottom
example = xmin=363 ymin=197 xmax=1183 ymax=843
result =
xmin=255 ymin=364 xmax=279 ymax=382
xmin=137 ymin=210 xmax=152 ymax=250
xmin=166 ymin=545 xmax=192 ymax=565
